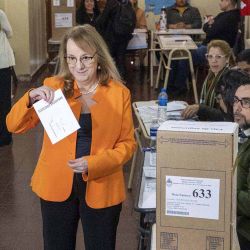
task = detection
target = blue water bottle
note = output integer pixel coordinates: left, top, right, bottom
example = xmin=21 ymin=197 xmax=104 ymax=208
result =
xmin=158 ymin=88 xmax=168 ymax=124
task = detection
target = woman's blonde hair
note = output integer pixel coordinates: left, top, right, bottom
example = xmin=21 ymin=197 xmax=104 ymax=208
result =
xmin=207 ymin=39 xmax=235 ymax=65
xmin=57 ymin=24 xmax=122 ymax=98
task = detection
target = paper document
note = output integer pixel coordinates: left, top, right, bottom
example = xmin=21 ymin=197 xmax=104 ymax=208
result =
xmin=33 ymin=89 xmax=80 ymax=144
xmin=144 ymin=167 xmax=156 ymax=178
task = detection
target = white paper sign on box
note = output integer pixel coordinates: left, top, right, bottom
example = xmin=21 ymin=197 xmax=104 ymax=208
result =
xmin=33 ymin=89 xmax=80 ymax=144
xmin=165 ymin=176 xmax=220 ymax=220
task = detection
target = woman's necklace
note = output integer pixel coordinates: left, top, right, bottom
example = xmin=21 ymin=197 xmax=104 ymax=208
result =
xmin=87 ymin=12 xmax=94 ymax=22
xmin=80 ymin=82 xmax=99 ymax=95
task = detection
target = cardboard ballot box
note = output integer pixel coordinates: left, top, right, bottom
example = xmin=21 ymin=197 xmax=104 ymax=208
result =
xmin=51 ymin=0 xmax=76 ymax=41
xmin=156 ymin=121 xmax=240 ymax=250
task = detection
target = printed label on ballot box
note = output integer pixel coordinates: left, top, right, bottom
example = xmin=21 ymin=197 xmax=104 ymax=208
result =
xmin=165 ymin=176 xmax=220 ymax=220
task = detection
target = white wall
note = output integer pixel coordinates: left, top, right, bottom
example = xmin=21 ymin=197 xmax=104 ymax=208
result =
xmin=2 ymin=0 xmax=47 ymax=76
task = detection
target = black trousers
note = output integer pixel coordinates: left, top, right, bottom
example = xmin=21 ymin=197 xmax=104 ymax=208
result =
xmin=0 ymin=67 xmax=12 ymax=144
xmin=40 ymin=174 xmax=122 ymax=250
xmin=109 ymin=38 xmax=130 ymax=80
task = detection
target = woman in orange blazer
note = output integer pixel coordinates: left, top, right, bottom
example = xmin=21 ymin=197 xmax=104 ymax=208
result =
xmin=6 ymin=25 xmax=136 ymax=250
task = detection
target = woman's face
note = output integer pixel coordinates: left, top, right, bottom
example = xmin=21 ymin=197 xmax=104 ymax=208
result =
xmin=66 ymin=38 xmax=98 ymax=87
xmin=219 ymin=0 xmax=231 ymax=11
xmin=84 ymin=0 xmax=95 ymax=12
xmin=207 ymin=47 xmax=228 ymax=75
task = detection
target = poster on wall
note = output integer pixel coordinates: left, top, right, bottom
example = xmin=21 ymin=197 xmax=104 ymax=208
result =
xmin=145 ymin=0 xmax=175 ymax=15
xmin=241 ymin=0 xmax=250 ymax=16
xmin=55 ymin=13 xmax=73 ymax=28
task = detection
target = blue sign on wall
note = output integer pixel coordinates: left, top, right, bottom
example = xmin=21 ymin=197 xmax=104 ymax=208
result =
xmin=145 ymin=0 xmax=175 ymax=15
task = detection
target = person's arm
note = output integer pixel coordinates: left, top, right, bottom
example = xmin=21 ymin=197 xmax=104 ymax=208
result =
xmin=190 ymin=7 xmax=202 ymax=29
xmin=136 ymin=8 xmax=147 ymax=29
xmin=237 ymin=144 xmax=250 ymax=218
xmin=82 ymin=89 xmax=136 ymax=181
xmin=0 ymin=10 xmax=13 ymax=38
xmin=6 ymin=90 xmax=40 ymax=134
xmin=6 ymin=79 xmax=55 ymax=134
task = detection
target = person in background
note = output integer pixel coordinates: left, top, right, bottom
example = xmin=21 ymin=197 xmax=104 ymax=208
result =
xmin=213 ymin=70 xmax=250 ymax=121
xmin=6 ymin=25 xmax=136 ymax=250
xmin=235 ymin=49 xmax=250 ymax=75
xmin=181 ymin=40 xmax=232 ymax=120
xmin=233 ymin=79 xmax=250 ymax=250
xmin=164 ymin=0 xmax=201 ymax=95
xmin=0 ymin=9 xmax=15 ymax=147
xmin=166 ymin=0 xmax=202 ymax=29
xmin=129 ymin=0 xmax=147 ymax=68
xmin=76 ymin=0 xmax=100 ymax=26
xmin=96 ymin=0 xmax=135 ymax=80
xmin=194 ymin=0 xmax=240 ymax=65
xmin=191 ymin=69 xmax=250 ymax=122
xmin=96 ymin=0 xmax=107 ymax=13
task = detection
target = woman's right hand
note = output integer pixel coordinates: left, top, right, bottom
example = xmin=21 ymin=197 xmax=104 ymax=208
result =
xmin=29 ymin=86 xmax=55 ymax=106
xmin=181 ymin=104 xmax=199 ymax=120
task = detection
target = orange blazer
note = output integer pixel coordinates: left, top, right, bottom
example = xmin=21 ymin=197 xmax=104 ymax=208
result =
xmin=6 ymin=77 xmax=136 ymax=208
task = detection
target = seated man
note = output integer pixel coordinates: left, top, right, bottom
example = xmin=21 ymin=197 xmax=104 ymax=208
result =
xmin=166 ymin=0 xmax=202 ymax=29
xmin=164 ymin=0 xmax=202 ymax=95
xmin=233 ymin=76 xmax=250 ymax=250
xmin=236 ymin=49 xmax=250 ymax=75
xmin=193 ymin=69 xmax=249 ymax=122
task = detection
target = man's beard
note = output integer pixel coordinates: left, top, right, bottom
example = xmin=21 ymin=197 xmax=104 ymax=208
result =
xmin=234 ymin=112 xmax=250 ymax=130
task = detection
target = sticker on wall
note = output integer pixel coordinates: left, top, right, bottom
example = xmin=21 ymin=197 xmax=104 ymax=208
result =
xmin=53 ymin=0 xmax=60 ymax=6
xmin=67 ymin=0 xmax=74 ymax=7
xmin=55 ymin=13 xmax=73 ymax=28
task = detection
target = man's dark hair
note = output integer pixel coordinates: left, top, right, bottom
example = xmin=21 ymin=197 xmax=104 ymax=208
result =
xmin=215 ymin=69 xmax=250 ymax=119
xmin=236 ymin=49 xmax=250 ymax=64
xmin=230 ymin=0 xmax=238 ymax=6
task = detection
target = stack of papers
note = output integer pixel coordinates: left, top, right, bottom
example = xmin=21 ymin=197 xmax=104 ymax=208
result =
xmin=137 ymin=101 xmax=187 ymax=123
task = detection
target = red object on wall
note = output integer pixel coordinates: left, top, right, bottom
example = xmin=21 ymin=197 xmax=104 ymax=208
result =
xmin=241 ymin=0 xmax=250 ymax=16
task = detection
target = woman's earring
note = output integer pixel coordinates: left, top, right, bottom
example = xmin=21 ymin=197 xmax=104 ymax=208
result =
xmin=97 ymin=65 xmax=101 ymax=70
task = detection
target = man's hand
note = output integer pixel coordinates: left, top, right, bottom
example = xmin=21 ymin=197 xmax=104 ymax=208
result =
xmin=181 ymin=104 xmax=199 ymax=119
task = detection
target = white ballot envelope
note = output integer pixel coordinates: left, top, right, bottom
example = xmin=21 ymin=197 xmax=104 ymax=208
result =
xmin=33 ymin=89 xmax=80 ymax=144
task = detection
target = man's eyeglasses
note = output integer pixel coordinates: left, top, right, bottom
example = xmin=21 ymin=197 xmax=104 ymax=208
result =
xmin=205 ymin=54 xmax=227 ymax=60
xmin=233 ymin=96 xmax=250 ymax=109
xmin=65 ymin=52 xmax=97 ymax=66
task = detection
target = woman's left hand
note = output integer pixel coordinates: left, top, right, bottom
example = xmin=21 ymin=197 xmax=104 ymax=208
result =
xmin=68 ymin=158 xmax=88 ymax=174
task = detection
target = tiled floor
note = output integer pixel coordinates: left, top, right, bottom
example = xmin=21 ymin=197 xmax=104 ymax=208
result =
xmin=0 ymin=64 xmax=201 ymax=250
